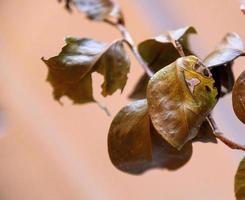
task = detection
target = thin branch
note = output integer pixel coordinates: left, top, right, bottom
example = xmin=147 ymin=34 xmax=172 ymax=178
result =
xmin=207 ymin=115 xmax=245 ymax=151
xmin=104 ymin=19 xmax=154 ymax=77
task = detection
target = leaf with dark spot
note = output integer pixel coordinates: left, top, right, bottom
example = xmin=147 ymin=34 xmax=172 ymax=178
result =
xmin=147 ymin=56 xmax=217 ymax=149
xmin=130 ymin=26 xmax=196 ymax=99
xmin=42 ymin=37 xmax=130 ymax=104
xmin=232 ymin=70 xmax=245 ymax=124
xmin=108 ymin=99 xmax=193 ymax=174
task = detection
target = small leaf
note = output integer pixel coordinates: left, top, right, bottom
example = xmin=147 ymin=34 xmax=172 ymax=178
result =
xmin=108 ymin=99 xmax=193 ymax=174
xmin=193 ymin=120 xmax=217 ymax=144
xmin=147 ymin=56 xmax=217 ymax=149
xmin=59 ymin=0 xmax=124 ymax=23
xmin=232 ymin=70 xmax=245 ymax=124
xmin=42 ymin=37 xmax=130 ymax=104
xmin=204 ymin=33 xmax=245 ymax=68
xmin=130 ymin=26 xmax=196 ymax=99
xmin=235 ymin=157 xmax=245 ymax=200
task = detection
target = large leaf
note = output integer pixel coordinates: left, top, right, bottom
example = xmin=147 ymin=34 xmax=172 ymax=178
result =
xmin=59 ymin=0 xmax=124 ymax=23
xmin=42 ymin=37 xmax=130 ymax=104
xmin=204 ymin=33 xmax=245 ymax=98
xmin=147 ymin=56 xmax=218 ymax=149
xmin=235 ymin=157 xmax=245 ymax=200
xmin=108 ymin=99 xmax=193 ymax=174
xmin=232 ymin=70 xmax=245 ymax=124
xmin=130 ymin=26 xmax=196 ymax=99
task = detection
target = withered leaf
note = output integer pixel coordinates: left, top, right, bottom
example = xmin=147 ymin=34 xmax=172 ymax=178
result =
xmin=235 ymin=157 xmax=245 ymax=200
xmin=232 ymin=70 xmax=245 ymax=124
xmin=210 ymin=62 xmax=235 ymax=97
xmin=147 ymin=56 xmax=217 ymax=149
xmin=130 ymin=26 xmax=196 ymax=99
xmin=42 ymin=37 xmax=130 ymax=104
xmin=193 ymin=120 xmax=217 ymax=144
xmin=108 ymin=99 xmax=193 ymax=174
xmin=204 ymin=33 xmax=245 ymax=97
xmin=59 ymin=0 xmax=124 ymax=23
xmin=204 ymin=33 xmax=245 ymax=67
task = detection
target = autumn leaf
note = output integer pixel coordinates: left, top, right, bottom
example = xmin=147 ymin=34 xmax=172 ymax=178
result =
xmin=130 ymin=26 xmax=196 ymax=99
xmin=235 ymin=157 xmax=245 ymax=200
xmin=42 ymin=37 xmax=130 ymax=104
xmin=58 ymin=0 xmax=124 ymax=23
xmin=108 ymin=99 xmax=193 ymax=174
xmin=147 ymin=56 xmax=217 ymax=149
xmin=232 ymin=70 xmax=245 ymax=124
xmin=204 ymin=33 xmax=245 ymax=97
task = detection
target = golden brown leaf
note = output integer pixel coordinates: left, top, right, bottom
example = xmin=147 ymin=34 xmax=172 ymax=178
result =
xmin=232 ymin=70 xmax=245 ymax=124
xmin=147 ymin=56 xmax=217 ymax=149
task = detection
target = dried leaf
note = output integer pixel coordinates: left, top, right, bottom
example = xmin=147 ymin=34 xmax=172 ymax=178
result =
xmin=59 ymin=0 xmax=124 ymax=23
xmin=235 ymin=157 xmax=245 ymax=200
xmin=210 ymin=62 xmax=235 ymax=97
xmin=108 ymin=99 xmax=193 ymax=174
xmin=232 ymin=70 xmax=245 ymax=124
xmin=42 ymin=37 xmax=130 ymax=104
xmin=204 ymin=33 xmax=245 ymax=68
xmin=130 ymin=26 xmax=196 ymax=99
xmin=193 ymin=120 xmax=217 ymax=144
xmin=147 ymin=56 xmax=217 ymax=149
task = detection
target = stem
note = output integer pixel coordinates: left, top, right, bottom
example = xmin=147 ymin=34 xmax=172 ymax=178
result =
xmin=207 ymin=115 xmax=245 ymax=151
xmin=104 ymin=20 xmax=154 ymax=77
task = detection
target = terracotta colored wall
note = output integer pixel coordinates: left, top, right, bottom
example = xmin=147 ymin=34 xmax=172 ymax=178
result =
xmin=0 ymin=0 xmax=244 ymax=199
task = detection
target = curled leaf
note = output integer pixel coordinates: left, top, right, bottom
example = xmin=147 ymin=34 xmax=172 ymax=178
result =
xmin=232 ymin=70 xmax=245 ymax=124
xmin=204 ymin=33 xmax=245 ymax=68
xmin=235 ymin=157 xmax=245 ymax=200
xmin=108 ymin=99 xmax=193 ymax=174
xmin=59 ymin=0 xmax=124 ymax=23
xmin=130 ymin=26 xmax=196 ymax=99
xmin=147 ymin=56 xmax=217 ymax=149
xmin=204 ymin=33 xmax=245 ymax=98
xmin=42 ymin=37 xmax=130 ymax=104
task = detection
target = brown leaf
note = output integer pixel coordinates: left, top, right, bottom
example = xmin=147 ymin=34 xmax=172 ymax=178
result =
xmin=108 ymin=99 xmax=193 ymax=174
xmin=130 ymin=26 xmax=196 ymax=99
xmin=210 ymin=62 xmax=235 ymax=98
xmin=204 ymin=33 xmax=245 ymax=68
xmin=59 ymin=0 xmax=124 ymax=23
xmin=232 ymin=70 xmax=245 ymax=124
xmin=147 ymin=56 xmax=217 ymax=149
xmin=235 ymin=157 xmax=245 ymax=200
xmin=42 ymin=37 xmax=130 ymax=104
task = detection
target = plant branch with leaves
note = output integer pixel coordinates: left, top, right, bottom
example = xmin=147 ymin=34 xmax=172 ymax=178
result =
xmin=42 ymin=0 xmax=245 ymax=199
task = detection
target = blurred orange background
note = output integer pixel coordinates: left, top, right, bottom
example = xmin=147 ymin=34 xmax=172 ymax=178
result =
xmin=0 ymin=0 xmax=245 ymax=199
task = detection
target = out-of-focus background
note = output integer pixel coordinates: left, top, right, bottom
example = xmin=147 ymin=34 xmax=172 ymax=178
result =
xmin=0 ymin=0 xmax=244 ymax=199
